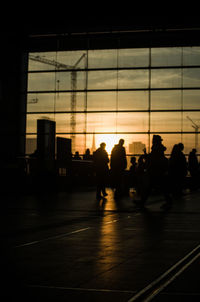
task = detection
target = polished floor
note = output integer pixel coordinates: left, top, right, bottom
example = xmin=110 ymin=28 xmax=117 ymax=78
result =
xmin=2 ymin=187 xmax=200 ymax=301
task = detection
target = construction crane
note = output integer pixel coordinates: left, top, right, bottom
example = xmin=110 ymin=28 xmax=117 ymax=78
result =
xmin=29 ymin=53 xmax=86 ymax=152
xmin=187 ymin=116 xmax=200 ymax=150
xmin=27 ymin=97 xmax=39 ymax=104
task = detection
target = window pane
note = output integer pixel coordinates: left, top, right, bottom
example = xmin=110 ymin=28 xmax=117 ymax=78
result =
xmin=87 ymin=91 xmax=117 ymax=111
xmin=150 ymin=112 xmax=182 ymax=132
xmin=87 ymin=91 xmax=149 ymax=111
xmin=151 ymin=47 xmax=182 ymax=66
xmin=151 ymin=90 xmax=182 ymax=110
xmin=182 ymin=134 xmax=199 ymax=154
xmin=55 ymin=92 xmax=85 ymax=111
xmin=27 ymin=92 xmax=85 ymax=112
xmin=29 ymin=51 xmax=87 ymax=71
xmin=151 ymin=69 xmax=182 ymax=88
xmin=56 ymin=113 xmax=87 ymax=133
xmin=88 ymin=49 xmax=117 ymax=69
xmin=116 ymin=112 xmax=149 ymax=132
xmin=27 ymin=93 xmax=55 ymax=112
xmin=57 ymin=71 xmax=86 ymax=90
xmin=118 ymin=91 xmax=149 ymax=110
xmin=182 ymin=112 xmax=200 ymax=131
xmin=88 ymin=70 xmax=117 ymax=89
xmin=26 ymin=113 xmax=87 ymax=133
xmin=28 ymin=71 xmax=87 ymax=92
xmin=183 ymin=68 xmax=200 ymax=87
xmin=28 ymin=72 xmax=56 ymax=91
xmin=86 ymin=112 xmax=149 ymax=133
xmin=183 ymin=90 xmax=200 ymax=109
xmin=118 ymin=48 xmax=149 ymax=67
xmin=118 ymin=69 xmax=149 ymax=89
xmin=86 ymin=113 xmax=117 ymax=132
xmin=183 ymin=47 xmax=200 ymax=66
xmin=57 ymin=51 xmax=87 ymax=69
xmin=28 ymin=52 xmax=57 ymax=71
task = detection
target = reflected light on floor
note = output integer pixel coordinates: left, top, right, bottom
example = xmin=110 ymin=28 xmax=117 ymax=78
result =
xmin=98 ymin=188 xmax=118 ymax=211
xmin=95 ymin=189 xmax=123 ymax=279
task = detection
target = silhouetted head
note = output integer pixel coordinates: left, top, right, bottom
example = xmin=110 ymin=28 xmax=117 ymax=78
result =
xmin=192 ymin=148 xmax=197 ymax=153
xmin=178 ymin=143 xmax=184 ymax=151
xmin=152 ymin=135 xmax=163 ymax=145
xmin=119 ymin=139 xmax=125 ymax=146
xmin=131 ymin=156 xmax=136 ymax=164
xmin=100 ymin=142 xmax=106 ymax=149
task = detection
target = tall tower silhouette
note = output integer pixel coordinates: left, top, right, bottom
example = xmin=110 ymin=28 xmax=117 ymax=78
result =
xmin=91 ymin=132 xmax=96 ymax=153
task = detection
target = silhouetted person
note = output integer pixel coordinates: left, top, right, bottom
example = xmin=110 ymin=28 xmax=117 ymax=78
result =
xmin=136 ymin=135 xmax=171 ymax=209
xmin=83 ymin=148 xmax=93 ymax=160
xmin=93 ymin=142 xmax=109 ymax=200
xmin=188 ymin=148 xmax=199 ymax=190
xmin=73 ymin=151 xmax=82 ymax=160
xmin=111 ymin=139 xmax=127 ymax=198
xmin=169 ymin=143 xmax=187 ymax=198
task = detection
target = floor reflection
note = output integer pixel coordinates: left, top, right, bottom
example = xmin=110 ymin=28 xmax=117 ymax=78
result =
xmin=97 ymin=188 xmax=118 ymax=211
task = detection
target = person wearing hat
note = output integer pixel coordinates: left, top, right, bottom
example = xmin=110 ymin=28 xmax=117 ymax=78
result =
xmin=93 ymin=142 xmax=109 ymax=200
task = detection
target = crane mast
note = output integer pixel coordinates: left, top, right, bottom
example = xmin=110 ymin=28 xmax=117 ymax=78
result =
xmin=187 ymin=116 xmax=200 ymax=150
xmin=29 ymin=53 xmax=86 ymax=152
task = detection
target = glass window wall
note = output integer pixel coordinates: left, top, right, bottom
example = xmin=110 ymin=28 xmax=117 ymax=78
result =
xmin=26 ymin=46 xmax=200 ymax=162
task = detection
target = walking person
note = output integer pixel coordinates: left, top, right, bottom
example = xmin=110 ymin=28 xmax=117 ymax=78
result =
xmin=135 ymin=135 xmax=171 ymax=210
xmin=169 ymin=143 xmax=187 ymax=198
xmin=93 ymin=142 xmax=109 ymax=200
xmin=110 ymin=139 xmax=127 ymax=198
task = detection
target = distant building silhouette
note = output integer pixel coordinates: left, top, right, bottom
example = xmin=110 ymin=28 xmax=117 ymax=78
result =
xmin=26 ymin=138 xmax=37 ymax=155
xmin=129 ymin=141 xmax=146 ymax=154
xmin=91 ymin=132 xmax=96 ymax=153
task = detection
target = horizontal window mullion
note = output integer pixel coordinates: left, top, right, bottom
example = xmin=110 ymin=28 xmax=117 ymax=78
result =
xmin=28 ymin=65 xmax=200 ymax=73
xmin=26 ymin=109 xmax=200 ymax=114
xmin=26 ymin=131 xmax=200 ymax=135
xmin=27 ymin=87 xmax=200 ymax=94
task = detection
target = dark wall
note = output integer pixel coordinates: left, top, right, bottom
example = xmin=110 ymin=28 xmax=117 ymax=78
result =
xmin=0 ymin=33 xmax=28 ymax=163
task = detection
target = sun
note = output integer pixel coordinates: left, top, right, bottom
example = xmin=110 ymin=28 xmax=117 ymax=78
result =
xmin=96 ymin=134 xmax=118 ymax=154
